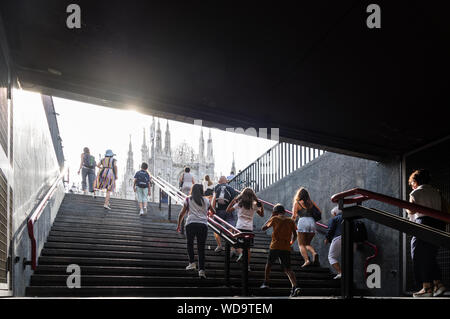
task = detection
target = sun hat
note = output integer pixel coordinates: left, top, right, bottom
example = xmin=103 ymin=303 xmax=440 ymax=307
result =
xmin=105 ymin=149 xmax=115 ymax=157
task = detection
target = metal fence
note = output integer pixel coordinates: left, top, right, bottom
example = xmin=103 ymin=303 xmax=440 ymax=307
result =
xmin=229 ymin=142 xmax=325 ymax=192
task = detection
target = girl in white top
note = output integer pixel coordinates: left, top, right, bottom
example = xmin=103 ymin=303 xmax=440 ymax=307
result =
xmin=180 ymin=167 xmax=195 ymax=195
xmin=202 ymin=175 xmax=215 ymax=199
xmin=177 ymin=184 xmax=215 ymax=279
xmin=226 ymin=187 xmax=264 ymax=270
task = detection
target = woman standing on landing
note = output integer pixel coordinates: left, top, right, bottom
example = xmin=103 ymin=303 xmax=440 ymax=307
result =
xmin=292 ymin=187 xmax=321 ymax=267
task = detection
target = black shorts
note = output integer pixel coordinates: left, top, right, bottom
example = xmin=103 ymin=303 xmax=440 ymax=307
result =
xmin=267 ymin=249 xmax=291 ymax=270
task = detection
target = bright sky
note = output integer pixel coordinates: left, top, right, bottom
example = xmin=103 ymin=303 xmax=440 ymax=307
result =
xmin=53 ymin=97 xmax=278 ymax=188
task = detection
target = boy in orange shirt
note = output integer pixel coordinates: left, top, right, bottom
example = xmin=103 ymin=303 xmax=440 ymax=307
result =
xmin=260 ymin=204 xmax=301 ymax=297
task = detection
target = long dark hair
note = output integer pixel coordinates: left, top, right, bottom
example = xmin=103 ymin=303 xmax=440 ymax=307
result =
xmin=293 ymin=187 xmax=312 ymax=208
xmin=190 ymin=184 xmax=204 ymax=206
xmin=237 ymin=187 xmax=258 ymax=210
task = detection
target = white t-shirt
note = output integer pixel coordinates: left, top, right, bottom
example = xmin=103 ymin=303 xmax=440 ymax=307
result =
xmin=409 ymin=184 xmax=441 ymax=221
xmin=234 ymin=201 xmax=259 ymax=231
xmin=202 ymin=181 xmax=214 ymax=192
xmin=184 ymin=196 xmax=210 ymax=226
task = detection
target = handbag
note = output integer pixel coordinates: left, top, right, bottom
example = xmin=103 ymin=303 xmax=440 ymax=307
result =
xmin=179 ymin=173 xmax=184 ymax=189
xmin=310 ymin=202 xmax=322 ymax=222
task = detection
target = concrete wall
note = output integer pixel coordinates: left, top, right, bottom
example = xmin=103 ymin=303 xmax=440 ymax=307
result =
xmin=11 ymin=89 xmax=65 ymax=296
xmin=256 ymin=151 xmax=402 ymax=296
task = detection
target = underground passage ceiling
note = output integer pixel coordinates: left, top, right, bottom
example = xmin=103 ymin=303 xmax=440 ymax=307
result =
xmin=0 ymin=0 xmax=448 ymax=160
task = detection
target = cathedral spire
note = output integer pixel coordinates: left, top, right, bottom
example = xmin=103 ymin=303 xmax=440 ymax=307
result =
xmin=141 ymin=128 xmax=149 ymax=164
xmin=231 ymin=152 xmax=236 ymax=174
xmin=206 ymin=128 xmax=213 ymax=163
xmin=199 ymin=127 xmax=205 ymax=162
xmin=126 ymin=134 xmax=134 ymax=175
xmin=156 ymin=119 xmax=162 ymax=153
xmin=164 ymin=120 xmax=171 ymax=156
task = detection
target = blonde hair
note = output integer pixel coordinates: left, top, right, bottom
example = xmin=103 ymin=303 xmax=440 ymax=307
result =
xmin=204 ymin=175 xmax=213 ymax=186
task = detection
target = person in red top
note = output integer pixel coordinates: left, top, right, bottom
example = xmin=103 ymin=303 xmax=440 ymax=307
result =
xmin=260 ymin=204 xmax=301 ymax=297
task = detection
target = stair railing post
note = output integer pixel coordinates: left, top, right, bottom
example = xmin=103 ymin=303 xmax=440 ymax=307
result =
xmin=225 ymin=241 xmax=231 ymax=287
xmin=159 ymin=189 xmax=162 ymax=210
xmin=168 ymin=196 xmax=172 ymax=220
xmin=342 ymin=204 xmax=354 ymax=299
xmin=241 ymin=239 xmax=250 ymax=296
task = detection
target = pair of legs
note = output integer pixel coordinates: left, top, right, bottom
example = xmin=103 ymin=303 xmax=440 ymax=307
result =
xmin=214 ymin=210 xmax=237 ymax=255
xmin=136 ymin=187 xmax=149 ymax=213
xmin=264 ymin=250 xmax=297 ymax=288
xmin=328 ymin=236 xmax=342 ymax=275
xmin=186 ymin=223 xmax=208 ymax=271
xmin=104 ymin=190 xmax=111 ymax=208
xmin=411 ymin=217 xmax=446 ymax=296
xmin=297 ymin=232 xmax=318 ymax=267
xmin=81 ymin=168 xmax=95 ymax=194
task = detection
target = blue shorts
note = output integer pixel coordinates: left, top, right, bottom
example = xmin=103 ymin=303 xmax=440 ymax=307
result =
xmin=215 ymin=209 xmax=237 ymax=227
xmin=136 ymin=187 xmax=149 ymax=203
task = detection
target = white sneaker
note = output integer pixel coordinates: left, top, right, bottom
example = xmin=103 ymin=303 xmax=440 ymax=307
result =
xmin=260 ymin=282 xmax=270 ymax=289
xmin=333 ymin=273 xmax=342 ymax=280
xmin=139 ymin=209 xmax=144 ymax=216
xmin=144 ymin=207 xmax=148 ymax=214
xmin=185 ymin=263 xmax=197 ymax=270
xmin=236 ymin=253 xmax=243 ymax=263
xmin=214 ymin=246 xmax=223 ymax=253
xmin=104 ymin=205 xmax=111 ymax=210
xmin=198 ymin=270 xmax=206 ymax=279
xmin=433 ymin=285 xmax=446 ymax=297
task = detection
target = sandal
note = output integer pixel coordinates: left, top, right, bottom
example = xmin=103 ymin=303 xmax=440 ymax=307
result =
xmin=413 ymin=288 xmax=433 ymax=298
xmin=301 ymin=260 xmax=311 ymax=268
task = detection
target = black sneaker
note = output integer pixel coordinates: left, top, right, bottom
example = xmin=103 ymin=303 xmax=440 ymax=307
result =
xmin=290 ymin=287 xmax=301 ymax=297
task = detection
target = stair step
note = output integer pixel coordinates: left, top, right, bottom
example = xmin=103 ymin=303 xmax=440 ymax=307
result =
xmin=37 ymin=256 xmax=331 ymax=272
xmin=25 ymin=286 xmax=340 ymax=297
xmin=27 ymin=193 xmax=338 ymax=297
xmin=34 ymin=265 xmax=334 ymax=280
xmin=30 ymin=274 xmax=339 ymax=288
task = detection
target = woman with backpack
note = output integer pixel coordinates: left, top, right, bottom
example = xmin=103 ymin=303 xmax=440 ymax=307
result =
xmin=179 ymin=167 xmax=195 ymax=195
xmin=78 ymin=147 xmax=96 ymax=197
xmin=291 ymin=187 xmax=321 ymax=267
xmin=94 ymin=149 xmax=118 ymax=210
xmin=177 ymin=184 xmax=215 ymax=279
xmin=226 ymin=187 xmax=264 ymax=271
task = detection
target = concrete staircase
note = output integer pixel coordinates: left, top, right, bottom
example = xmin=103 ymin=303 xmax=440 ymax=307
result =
xmin=25 ymin=193 xmax=340 ymax=297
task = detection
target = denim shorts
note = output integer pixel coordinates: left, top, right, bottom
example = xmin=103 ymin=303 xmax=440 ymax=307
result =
xmin=297 ymin=217 xmax=316 ymax=233
xmin=136 ymin=187 xmax=149 ymax=203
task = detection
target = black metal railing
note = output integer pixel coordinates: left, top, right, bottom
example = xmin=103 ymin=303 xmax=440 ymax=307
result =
xmin=229 ymin=142 xmax=325 ymax=192
xmin=332 ymin=188 xmax=450 ymax=299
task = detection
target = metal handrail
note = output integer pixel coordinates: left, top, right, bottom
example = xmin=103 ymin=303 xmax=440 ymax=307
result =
xmin=149 ymin=173 xmax=253 ymax=241
xmin=331 ymin=187 xmax=450 ymax=223
xmin=332 ymin=188 xmax=450 ymax=298
xmin=256 ymin=194 xmax=380 ymax=274
xmin=27 ymin=167 xmax=68 ymax=270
